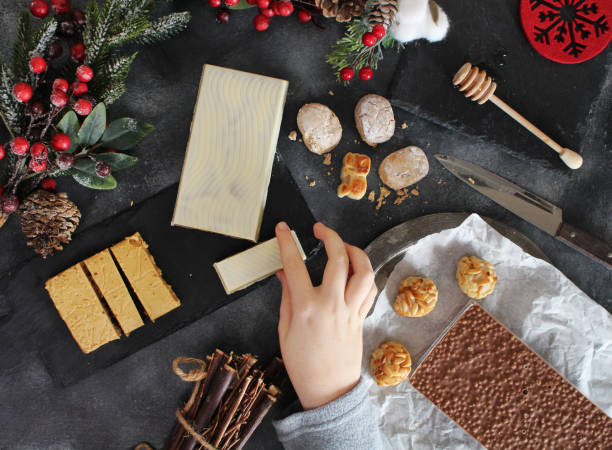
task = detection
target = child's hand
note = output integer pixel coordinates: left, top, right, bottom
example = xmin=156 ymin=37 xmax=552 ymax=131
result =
xmin=275 ymin=221 xmax=377 ymax=410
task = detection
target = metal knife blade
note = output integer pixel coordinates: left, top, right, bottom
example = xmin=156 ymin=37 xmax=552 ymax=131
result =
xmin=435 ymin=154 xmax=612 ymax=270
xmin=435 ymin=154 xmax=562 ymax=235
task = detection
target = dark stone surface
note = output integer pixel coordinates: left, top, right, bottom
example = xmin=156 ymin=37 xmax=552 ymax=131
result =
xmin=0 ymin=0 xmax=610 ymax=449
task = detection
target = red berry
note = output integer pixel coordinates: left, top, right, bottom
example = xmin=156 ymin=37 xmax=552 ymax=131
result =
xmin=70 ymin=42 xmax=85 ymax=63
xmin=0 ymin=186 xmax=3 ymax=196
xmin=225 ymin=0 xmax=239 ymax=5
xmin=13 ymin=82 xmax=33 ymax=103
xmin=74 ymin=99 xmax=92 ymax=116
xmin=40 ymin=178 xmax=56 ymax=191
xmin=340 ymin=67 xmax=354 ymax=81
xmin=50 ymin=0 xmax=71 ymax=14
xmin=51 ymin=133 xmax=71 ymax=151
xmin=50 ymin=90 xmax=68 ymax=108
xmin=216 ymin=8 xmax=231 ymax=22
xmin=30 ymin=101 xmax=46 ymax=116
xmin=72 ymin=8 xmax=86 ymax=27
xmin=209 ymin=0 xmax=221 ymax=6
xmin=47 ymin=42 xmax=63 ymax=60
xmin=71 ymin=81 xmax=88 ymax=96
xmin=253 ymin=14 xmax=270 ymax=31
xmin=297 ymin=9 xmax=311 ymax=22
xmin=11 ymin=137 xmax=30 ymax=155
xmin=30 ymin=142 xmax=48 ymax=160
xmin=1 ymin=194 xmax=19 ymax=214
xmin=95 ymin=161 xmax=111 ymax=177
xmin=275 ymin=1 xmax=293 ymax=16
xmin=257 ymin=0 xmax=270 ymax=8
xmin=56 ymin=153 xmax=74 ymax=169
xmin=260 ymin=7 xmax=275 ymax=17
xmin=0 ymin=145 xmax=5 ymax=160
xmin=75 ymin=65 xmax=94 ymax=82
xmin=29 ymin=158 xmax=47 ymax=173
xmin=362 ymin=32 xmax=377 ymax=46
xmin=29 ymin=0 xmax=50 ymax=18
xmin=53 ymin=78 xmax=69 ymax=93
xmin=359 ymin=66 xmax=374 ymax=81
xmin=372 ymin=24 xmax=386 ymax=39
xmin=247 ymin=0 xmax=257 ymax=4
xmin=105 ymin=149 xmax=117 ymax=153
xmin=29 ymin=56 xmax=47 ymax=74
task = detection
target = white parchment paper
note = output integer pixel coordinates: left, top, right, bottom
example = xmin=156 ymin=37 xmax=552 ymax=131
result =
xmin=363 ymin=214 xmax=612 ymax=449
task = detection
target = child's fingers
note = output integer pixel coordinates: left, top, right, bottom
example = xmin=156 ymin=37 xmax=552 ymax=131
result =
xmin=358 ymin=282 xmax=378 ymax=319
xmin=314 ymin=222 xmax=349 ymax=300
xmin=344 ymin=244 xmax=375 ymax=310
xmin=276 ymin=270 xmax=292 ymax=341
xmin=276 ymin=222 xmax=313 ymax=301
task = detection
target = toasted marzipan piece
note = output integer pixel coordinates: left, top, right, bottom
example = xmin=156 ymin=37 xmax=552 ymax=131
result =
xmin=337 ymin=152 xmax=371 ymax=200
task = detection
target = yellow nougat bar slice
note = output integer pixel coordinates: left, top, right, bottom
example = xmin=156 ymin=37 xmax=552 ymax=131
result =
xmin=83 ymin=249 xmax=144 ymax=335
xmin=45 ymin=264 xmax=120 ymax=353
xmin=110 ymin=233 xmax=180 ymax=321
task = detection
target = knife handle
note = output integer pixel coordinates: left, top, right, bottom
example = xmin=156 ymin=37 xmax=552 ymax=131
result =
xmin=557 ymin=222 xmax=612 ymax=270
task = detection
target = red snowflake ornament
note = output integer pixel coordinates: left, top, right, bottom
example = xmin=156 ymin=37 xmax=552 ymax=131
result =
xmin=520 ymin=0 xmax=611 ymax=64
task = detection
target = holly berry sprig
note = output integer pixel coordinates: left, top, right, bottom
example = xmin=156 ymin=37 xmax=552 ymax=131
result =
xmin=338 ymin=23 xmax=386 ymax=81
xmin=206 ymin=0 xmax=317 ymax=31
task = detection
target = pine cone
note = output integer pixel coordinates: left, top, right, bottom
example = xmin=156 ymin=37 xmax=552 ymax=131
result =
xmin=18 ymin=190 xmax=81 ymax=258
xmin=367 ymin=0 xmax=398 ymax=28
xmin=316 ymin=0 xmax=366 ymax=22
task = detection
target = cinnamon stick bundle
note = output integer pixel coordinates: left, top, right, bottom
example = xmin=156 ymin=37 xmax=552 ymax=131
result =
xmin=164 ymin=351 xmax=286 ymax=450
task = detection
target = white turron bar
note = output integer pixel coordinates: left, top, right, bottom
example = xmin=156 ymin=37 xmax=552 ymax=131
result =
xmin=214 ymin=231 xmax=306 ymax=295
xmin=172 ymin=65 xmax=289 ymax=241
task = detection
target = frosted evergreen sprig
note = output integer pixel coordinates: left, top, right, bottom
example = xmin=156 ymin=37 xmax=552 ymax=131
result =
xmin=134 ymin=12 xmax=192 ymax=45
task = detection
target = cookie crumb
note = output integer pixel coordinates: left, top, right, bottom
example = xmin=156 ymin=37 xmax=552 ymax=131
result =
xmin=394 ymin=188 xmax=410 ymax=205
xmin=354 ymin=139 xmax=359 ymax=144
xmin=189 ymin=273 xmax=193 ymax=278
xmin=437 ymin=178 xmax=444 ymax=185
xmin=288 ymin=130 xmax=297 ymax=141
xmin=368 ymin=191 xmax=375 ymax=202
xmin=327 ymin=171 xmax=332 ymax=176
xmin=309 ymin=180 xmax=316 ymax=187
xmin=299 ymin=138 xmax=303 ymax=143
xmin=305 ymin=175 xmax=309 ymax=180
xmin=130 ymin=200 xmax=134 ymax=207
xmin=401 ymin=122 xmax=407 ymax=129
xmin=328 ymin=90 xmax=334 ymax=96
xmin=323 ymin=153 xmax=332 ymax=166
xmin=411 ymin=188 xmax=419 ymax=196
xmin=376 ymin=186 xmax=391 ymax=210
xmin=468 ymin=177 xmax=475 ymax=184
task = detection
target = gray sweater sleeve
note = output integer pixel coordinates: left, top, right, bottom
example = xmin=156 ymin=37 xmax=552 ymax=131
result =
xmin=273 ymin=378 xmax=388 ymax=450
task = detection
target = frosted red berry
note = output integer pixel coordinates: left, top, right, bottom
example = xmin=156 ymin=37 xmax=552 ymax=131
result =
xmin=29 ymin=0 xmax=50 ymax=18
xmin=209 ymin=0 xmax=222 ymax=6
xmin=50 ymin=90 xmax=68 ymax=108
xmin=50 ymin=0 xmax=71 ymax=14
xmin=76 ymin=65 xmax=94 ymax=83
xmin=247 ymin=0 xmax=257 ymax=4
xmin=29 ymin=56 xmax=47 ymax=74
xmin=253 ymin=14 xmax=270 ymax=31
xmin=30 ymin=101 xmax=45 ymax=116
xmin=30 ymin=142 xmax=48 ymax=160
xmin=372 ymin=24 xmax=386 ymax=39
xmin=0 ymin=186 xmax=3 ymax=196
xmin=105 ymin=149 xmax=117 ymax=153
xmin=11 ymin=137 xmax=30 ymax=155
xmin=56 ymin=153 xmax=74 ymax=169
xmin=340 ymin=67 xmax=354 ymax=81
xmin=29 ymin=158 xmax=47 ymax=173
xmin=1 ymin=194 xmax=19 ymax=214
xmin=0 ymin=145 xmax=5 ymax=160
xmin=297 ymin=9 xmax=311 ymax=22
xmin=70 ymin=42 xmax=86 ymax=62
xmin=261 ymin=7 xmax=275 ymax=17
xmin=53 ymin=78 xmax=69 ymax=93
xmin=72 ymin=9 xmax=86 ymax=27
xmin=362 ymin=32 xmax=377 ymax=46
xmin=95 ymin=161 xmax=111 ymax=177
xmin=275 ymin=1 xmax=293 ymax=16
xmin=257 ymin=0 xmax=270 ymax=8
xmin=51 ymin=133 xmax=71 ymax=151
xmin=13 ymin=82 xmax=33 ymax=103
xmin=71 ymin=81 xmax=88 ymax=96
xmin=47 ymin=42 xmax=63 ymax=60
xmin=216 ymin=8 xmax=231 ymax=22
xmin=74 ymin=99 xmax=92 ymax=116
xmin=40 ymin=178 xmax=56 ymax=191
xmin=359 ymin=66 xmax=374 ymax=80
xmin=225 ymin=0 xmax=239 ymax=5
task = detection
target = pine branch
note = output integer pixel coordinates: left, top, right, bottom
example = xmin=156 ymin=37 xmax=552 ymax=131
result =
xmin=12 ymin=11 xmax=33 ymax=81
xmin=107 ymin=16 xmax=150 ymax=47
xmin=134 ymin=12 xmax=191 ymax=45
xmin=0 ymin=60 xmax=23 ymax=136
xmin=91 ymin=52 xmax=137 ymax=105
xmin=29 ymin=18 xmax=58 ymax=59
xmin=99 ymin=81 xmax=126 ymax=105
xmin=84 ymin=0 xmax=122 ymax=65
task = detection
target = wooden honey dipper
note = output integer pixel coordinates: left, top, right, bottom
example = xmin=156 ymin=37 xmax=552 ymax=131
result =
xmin=452 ymin=62 xmax=583 ymax=169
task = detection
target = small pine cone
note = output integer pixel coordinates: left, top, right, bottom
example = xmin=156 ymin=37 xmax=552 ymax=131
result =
xmin=18 ymin=189 xmax=81 ymax=258
xmin=316 ymin=0 xmax=366 ymax=22
xmin=367 ymin=0 xmax=398 ymax=28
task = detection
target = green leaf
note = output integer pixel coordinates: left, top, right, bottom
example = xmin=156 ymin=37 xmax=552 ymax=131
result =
xmin=57 ymin=111 xmax=81 ymax=153
xmin=101 ymin=118 xmax=154 ymax=150
xmin=78 ymin=103 xmax=107 ymax=147
xmin=96 ymin=152 xmax=138 ymax=171
xmin=70 ymin=159 xmax=117 ymax=190
xmin=230 ymin=0 xmax=256 ymax=10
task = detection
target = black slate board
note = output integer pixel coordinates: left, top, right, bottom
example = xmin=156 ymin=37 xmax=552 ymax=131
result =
xmin=0 ymin=154 xmax=318 ymax=386
xmin=390 ymin=0 xmax=611 ymax=169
